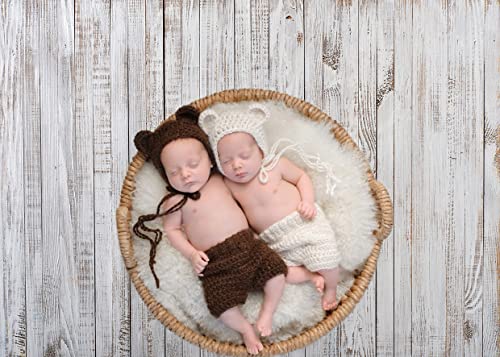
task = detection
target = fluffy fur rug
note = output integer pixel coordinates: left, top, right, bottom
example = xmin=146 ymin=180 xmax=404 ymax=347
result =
xmin=130 ymin=100 xmax=378 ymax=343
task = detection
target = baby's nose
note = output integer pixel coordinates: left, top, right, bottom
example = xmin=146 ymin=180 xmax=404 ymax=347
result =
xmin=232 ymin=160 xmax=242 ymax=169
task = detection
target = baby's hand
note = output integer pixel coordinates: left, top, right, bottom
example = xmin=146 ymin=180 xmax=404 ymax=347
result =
xmin=297 ymin=201 xmax=317 ymax=220
xmin=190 ymin=250 xmax=210 ymax=276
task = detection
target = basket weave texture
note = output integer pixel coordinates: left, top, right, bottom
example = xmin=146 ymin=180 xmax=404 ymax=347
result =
xmin=116 ymin=89 xmax=393 ymax=356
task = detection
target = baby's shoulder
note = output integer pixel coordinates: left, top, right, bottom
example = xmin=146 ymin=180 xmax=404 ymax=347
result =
xmin=161 ymin=193 xmax=186 ymax=213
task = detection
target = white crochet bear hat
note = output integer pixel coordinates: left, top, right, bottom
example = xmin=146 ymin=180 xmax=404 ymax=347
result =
xmin=199 ymin=103 xmax=270 ymax=174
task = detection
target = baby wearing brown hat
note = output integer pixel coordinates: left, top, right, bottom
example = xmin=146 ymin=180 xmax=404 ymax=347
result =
xmin=133 ymin=106 xmax=287 ymax=355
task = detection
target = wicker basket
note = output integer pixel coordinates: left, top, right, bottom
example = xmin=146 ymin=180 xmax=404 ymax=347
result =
xmin=116 ymin=89 xmax=393 ymax=356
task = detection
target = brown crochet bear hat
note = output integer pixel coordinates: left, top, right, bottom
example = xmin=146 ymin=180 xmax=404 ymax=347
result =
xmin=134 ymin=105 xmax=216 ymax=185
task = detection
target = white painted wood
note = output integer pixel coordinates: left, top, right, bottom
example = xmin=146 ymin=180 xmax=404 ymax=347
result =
xmin=445 ymin=1 xmax=484 ymax=355
xmin=321 ymin=0 xmax=358 ymax=137
xmin=22 ymin=1 xmax=44 ymax=356
xmin=110 ymin=1 xmax=133 ymax=356
xmin=483 ymin=1 xmax=500 ymax=356
xmin=411 ymin=2 xmax=448 ymax=355
xmin=39 ymin=0 xmax=94 ymax=356
xmin=392 ymin=1 xmax=413 ymax=356
xmin=0 ymin=1 xmax=26 ymax=356
xmin=91 ymin=0 xmax=132 ymax=356
xmin=200 ymin=0 xmax=235 ymax=97
xmin=375 ymin=0 xmax=395 ymax=355
xmin=234 ymin=0 xmax=252 ymax=88
xmin=269 ymin=0 xmax=304 ymax=99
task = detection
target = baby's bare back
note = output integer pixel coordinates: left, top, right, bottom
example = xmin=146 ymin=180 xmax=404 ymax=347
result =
xmin=181 ymin=174 xmax=249 ymax=251
xmin=227 ymin=168 xmax=301 ymax=234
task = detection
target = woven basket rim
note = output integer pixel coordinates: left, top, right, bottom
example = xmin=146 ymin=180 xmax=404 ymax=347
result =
xmin=116 ymin=88 xmax=394 ymax=356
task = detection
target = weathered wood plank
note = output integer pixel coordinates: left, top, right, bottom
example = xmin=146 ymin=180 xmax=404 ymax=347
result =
xmin=39 ymin=0 xmax=97 ymax=355
xmin=269 ymin=0 xmax=304 ymax=98
xmin=200 ymin=0 xmax=235 ymax=97
xmin=375 ymin=0 xmax=395 ymax=355
xmin=22 ymin=0 xmax=44 ymax=355
xmin=128 ymin=0 xmax=166 ymax=355
xmin=483 ymin=1 xmax=500 ymax=356
xmin=321 ymin=0 xmax=358 ymax=136
xmin=0 ymin=1 xmax=26 ymax=356
xmin=73 ymin=3 xmax=102 ymax=355
xmin=109 ymin=0 xmax=134 ymax=356
xmin=234 ymin=0 xmax=270 ymax=89
xmin=411 ymin=2 xmax=448 ymax=355
xmin=92 ymin=0 xmax=132 ymax=356
xmin=445 ymin=1 xmax=485 ymax=355
xmin=393 ymin=1 xmax=413 ymax=356
xmin=234 ymin=0 xmax=251 ymax=88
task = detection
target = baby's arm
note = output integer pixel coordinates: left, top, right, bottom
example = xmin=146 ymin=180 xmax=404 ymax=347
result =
xmin=279 ymin=157 xmax=317 ymax=219
xmin=162 ymin=196 xmax=209 ymax=276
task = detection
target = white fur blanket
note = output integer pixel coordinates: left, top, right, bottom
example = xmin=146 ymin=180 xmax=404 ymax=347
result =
xmin=130 ymin=101 xmax=378 ymax=343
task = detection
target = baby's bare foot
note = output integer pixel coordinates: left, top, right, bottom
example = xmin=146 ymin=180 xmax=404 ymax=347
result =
xmin=322 ymin=286 xmax=338 ymax=311
xmin=311 ymin=273 xmax=325 ymax=294
xmin=242 ymin=328 xmax=264 ymax=355
xmin=256 ymin=312 xmax=273 ymax=337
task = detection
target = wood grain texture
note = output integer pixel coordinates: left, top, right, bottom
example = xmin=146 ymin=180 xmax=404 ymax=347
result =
xmin=269 ymin=0 xmax=304 ymax=98
xmin=375 ymin=0 xmax=395 ymax=355
xmin=445 ymin=1 xmax=484 ymax=355
xmin=39 ymin=0 xmax=97 ymax=356
xmin=95 ymin=0 xmax=132 ymax=356
xmin=200 ymin=0 xmax=235 ymax=97
xmin=23 ymin=0 xmax=44 ymax=356
xmin=483 ymin=1 xmax=500 ymax=355
xmin=1 ymin=1 xmax=26 ymax=356
xmin=393 ymin=1 xmax=413 ymax=356
xmin=411 ymin=1 xmax=448 ymax=355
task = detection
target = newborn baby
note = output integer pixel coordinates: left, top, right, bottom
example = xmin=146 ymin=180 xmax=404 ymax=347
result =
xmin=132 ymin=105 xmax=287 ymax=354
xmin=200 ymin=103 xmax=341 ymax=310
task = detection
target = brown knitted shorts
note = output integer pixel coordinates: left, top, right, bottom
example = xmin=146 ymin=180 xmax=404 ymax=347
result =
xmin=200 ymin=228 xmax=287 ymax=318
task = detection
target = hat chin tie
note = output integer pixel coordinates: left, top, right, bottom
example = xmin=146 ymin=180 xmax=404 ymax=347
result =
xmin=258 ymin=138 xmax=341 ymax=196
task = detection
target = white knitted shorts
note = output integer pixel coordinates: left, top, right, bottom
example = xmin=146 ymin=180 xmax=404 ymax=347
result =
xmin=259 ymin=204 xmax=340 ymax=272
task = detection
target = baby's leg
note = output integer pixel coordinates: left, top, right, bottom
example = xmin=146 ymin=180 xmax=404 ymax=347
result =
xmin=286 ymin=266 xmax=325 ymax=293
xmin=256 ymin=274 xmax=285 ymax=337
xmin=219 ymin=307 xmax=263 ymax=355
xmin=318 ymin=267 xmax=340 ymax=310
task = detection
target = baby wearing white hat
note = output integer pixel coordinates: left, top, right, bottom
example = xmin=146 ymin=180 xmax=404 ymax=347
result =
xmin=200 ymin=103 xmax=341 ymax=318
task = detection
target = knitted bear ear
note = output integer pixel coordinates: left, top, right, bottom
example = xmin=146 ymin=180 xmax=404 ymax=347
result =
xmin=175 ymin=105 xmax=200 ymax=124
xmin=134 ymin=130 xmax=154 ymax=156
xmin=248 ymin=103 xmax=270 ymax=125
xmin=199 ymin=109 xmax=219 ymax=134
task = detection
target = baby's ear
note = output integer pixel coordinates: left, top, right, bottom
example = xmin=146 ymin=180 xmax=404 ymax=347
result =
xmin=199 ymin=109 xmax=219 ymax=134
xmin=134 ymin=130 xmax=154 ymax=156
xmin=248 ymin=103 xmax=270 ymax=125
xmin=175 ymin=105 xmax=200 ymax=124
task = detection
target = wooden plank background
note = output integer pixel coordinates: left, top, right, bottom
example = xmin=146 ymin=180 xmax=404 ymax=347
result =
xmin=1 ymin=0 xmax=498 ymax=356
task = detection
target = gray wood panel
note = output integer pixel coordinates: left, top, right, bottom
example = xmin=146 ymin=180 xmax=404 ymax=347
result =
xmin=1 ymin=1 xmax=498 ymax=356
